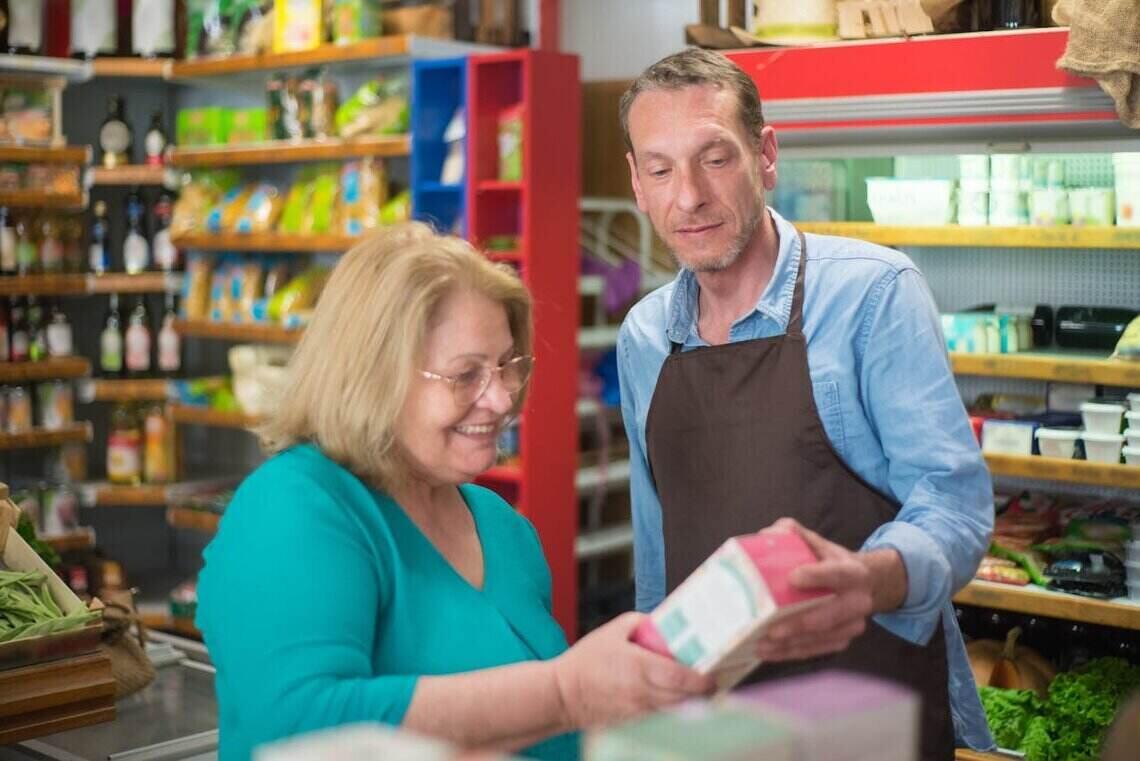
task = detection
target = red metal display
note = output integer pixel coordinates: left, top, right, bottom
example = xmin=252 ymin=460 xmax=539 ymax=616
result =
xmin=468 ymin=50 xmax=582 ymax=639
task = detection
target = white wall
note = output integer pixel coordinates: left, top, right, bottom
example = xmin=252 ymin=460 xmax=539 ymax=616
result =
xmin=561 ymin=0 xmax=699 ymax=81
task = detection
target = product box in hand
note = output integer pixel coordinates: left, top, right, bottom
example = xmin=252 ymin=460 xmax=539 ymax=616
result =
xmin=732 ymin=670 xmax=919 ymax=761
xmin=631 ymin=530 xmax=831 ymax=691
xmin=585 ymin=702 xmax=795 ymax=761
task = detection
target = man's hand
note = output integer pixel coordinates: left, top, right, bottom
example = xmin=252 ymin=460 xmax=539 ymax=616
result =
xmin=755 ymin=518 xmax=903 ymax=663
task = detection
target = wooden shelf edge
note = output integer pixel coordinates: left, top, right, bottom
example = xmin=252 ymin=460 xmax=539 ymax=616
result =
xmin=172 ymin=319 xmax=302 ymax=344
xmin=87 ymin=165 xmax=169 ymax=186
xmin=166 ymin=506 xmax=222 ymax=534
xmin=90 ymin=57 xmax=172 ymax=78
xmin=82 ymin=483 xmax=170 ymax=507
xmin=138 ymin=611 xmax=201 ymax=639
xmin=43 ymin=527 xmax=96 ymax=552
xmin=77 ymin=378 xmax=170 ymax=403
xmin=985 ymin=453 xmax=1140 ymax=489
xmin=797 ymin=221 xmax=1140 ymax=250
xmin=0 ymin=191 xmax=86 ymax=210
xmin=954 ymin=580 xmax=1140 ymax=631
xmin=169 ymin=36 xmax=411 ymax=79
xmin=170 ymin=136 xmax=410 ymax=167
xmin=0 ymin=273 xmax=177 ymax=297
xmin=952 ymin=352 xmax=1140 ymax=387
xmin=172 ymin=233 xmax=361 ymax=252
xmin=0 ymin=144 xmax=90 ymax=164
xmin=88 ymin=272 xmax=180 ymax=294
xmin=169 ymin=403 xmax=260 ymax=429
xmin=0 ymin=357 xmax=91 ymax=383
xmin=0 ymin=423 xmax=91 ymax=451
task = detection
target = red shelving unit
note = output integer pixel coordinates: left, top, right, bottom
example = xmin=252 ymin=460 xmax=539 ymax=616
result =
xmin=468 ymin=50 xmax=581 ymax=638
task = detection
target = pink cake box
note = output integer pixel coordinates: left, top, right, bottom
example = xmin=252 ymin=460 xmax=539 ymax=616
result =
xmin=631 ymin=530 xmax=833 ymax=691
xmin=732 ymin=670 xmax=920 ymax=761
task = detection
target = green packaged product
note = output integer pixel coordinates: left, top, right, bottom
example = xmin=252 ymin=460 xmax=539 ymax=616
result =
xmin=267 ymin=267 xmax=329 ymax=322
xmin=303 ymin=169 xmax=340 ymax=234
xmin=177 ymin=107 xmax=228 ymax=146
xmin=331 ymin=0 xmax=381 ymax=45
xmin=335 ymin=75 xmax=409 ymax=138
xmin=379 ymin=189 xmax=410 ymax=226
xmin=186 ymin=0 xmax=234 ymax=59
xmin=221 ymin=108 xmax=268 ymax=144
xmin=498 ymin=104 xmax=523 ymax=182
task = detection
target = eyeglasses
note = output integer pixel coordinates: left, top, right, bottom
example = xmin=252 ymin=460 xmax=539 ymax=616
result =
xmin=419 ymin=355 xmax=534 ymax=407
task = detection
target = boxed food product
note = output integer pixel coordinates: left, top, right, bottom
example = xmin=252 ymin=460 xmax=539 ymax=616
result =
xmin=331 ymin=0 xmax=382 ymax=44
xmin=222 ymin=108 xmax=268 ymax=144
xmin=274 ymin=0 xmax=324 ymax=53
xmin=335 ymin=75 xmax=409 ymax=138
xmin=732 ymin=670 xmax=920 ymax=761
xmin=586 ymin=703 xmax=795 ymax=761
xmin=866 ymin=178 xmax=955 ymax=225
xmin=631 ymin=530 xmax=830 ymax=691
xmin=981 ymin=419 xmax=1038 ymax=456
xmin=177 ymin=107 xmax=228 ymax=147
xmin=0 ymin=85 xmax=56 ymax=145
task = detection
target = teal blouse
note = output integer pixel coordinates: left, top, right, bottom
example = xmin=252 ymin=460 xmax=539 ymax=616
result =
xmin=196 ymin=443 xmax=579 ymax=761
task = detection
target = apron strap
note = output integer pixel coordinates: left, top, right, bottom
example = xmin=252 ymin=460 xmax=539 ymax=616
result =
xmin=786 ymin=230 xmax=808 ymax=339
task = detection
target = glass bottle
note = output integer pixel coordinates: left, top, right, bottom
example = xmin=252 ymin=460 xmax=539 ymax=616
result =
xmin=107 ymin=402 xmax=142 ymax=485
xmin=26 ymin=295 xmax=47 ymax=362
xmin=100 ymin=293 xmax=123 ymax=377
xmin=143 ymin=110 xmax=168 ymax=166
xmin=0 ymin=298 xmax=8 ymax=362
xmin=46 ymin=301 xmax=73 ymax=357
xmin=123 ymin=189 xmax=150 ymax=273
xmin=0 ymin=207 xmax=15 ymax=276
xmin=152 ymin=188 xmax=176 ymax=271
xmin=100 ymin=95 xmax=133 ymax=169
xmin=9 ymin=297 xmax=28 ymax=362
xmin=88 ymin=200 xmax=111 ymax=275
xmin=142 ymin=402 xmax=172 ymax=483
xmin=157 ymin=291 xmax=180 ymax=376
xmin=15 ymin=216 xmax=37 ymax=275
xmin=124 ymin=296 xmax=152 ymax=377
xmin=38 ymin=216 xmax=63 ymax=274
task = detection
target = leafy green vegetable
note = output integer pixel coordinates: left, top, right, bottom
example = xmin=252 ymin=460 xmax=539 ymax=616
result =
xmin=0 ymin=570 xmax=98 ymax=643
xmin=980 ymin=686 xmax=1042 ymax=749
xmin=15 ymin=511 xmax=60 ymax=568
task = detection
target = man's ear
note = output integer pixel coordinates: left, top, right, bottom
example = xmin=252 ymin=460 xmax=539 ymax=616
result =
xmin=757 ymin=125 xmax=778 ymax=191
xmin=627 ymin=152 xmax=648 ymax=212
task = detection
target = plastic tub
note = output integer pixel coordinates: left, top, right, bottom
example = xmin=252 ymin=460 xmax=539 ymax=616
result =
xmin=1035 ymin=427 xmax=1080 ymax=459
xmin=1127 ymin=392 xmax=1140 ymax=413
xmin=1082 ymin=432 xmax=1124 ymax=463
xmin=1127 ymin=561 xmax=1140 ymax=583
xmin=866 ymin=178 xmax=956 ymax=225
xmin=1081 ymin=402 xmax=1126 ymax=434
xmin=1128 ymin=579 xmax=1140 ymax=602
xmin=1127 ymin=428 xmax=1140 ymax=448
xmin=1125 ymin=445 xmax=1140 ymax=466
xmin=1127 ymin=410 xmax=1140 ymax=428
xmin=1127 ymin=540 xmax=1140 ymax=564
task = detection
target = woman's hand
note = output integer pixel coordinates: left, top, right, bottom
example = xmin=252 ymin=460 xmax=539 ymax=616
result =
xmin=551 ymin=612 xmax=714 ymax=730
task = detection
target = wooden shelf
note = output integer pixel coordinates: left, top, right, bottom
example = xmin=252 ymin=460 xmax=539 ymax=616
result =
xmin=0 ymin=54 xmax=89 ymax=81
xmin=956 ymin=750 xmax=1018 ymax=761
xmin=77 ymin=377 xmax=169 ymax=403
xmin=0 ymin=423 xmax=91 ymax=451
xmin=139 ymin=611 xmax=201 ymax=639
xmin=952 ymin=351 xmax=1140 ymax=387
xmin=172 ymin=233 xmax=361 ymax=253
xmin=166 ymin=506 xmax=221 ymax=534
xmin=44 ymin=528 xmax=96 ymax=553
xmin=87 ymin=165 xmax=168 ymax=186
xmin=955 ymin=580 xmax=1140 ymax=631
xmin=81 ymin=483 xmax=170 ymax=507
xmin=0 ymin=357 xmax=91 ymax=383
xmin=173 ymin=319 xmax=302 ymax=344
xmin=0 ymin=272 xmax=177 ymax=297
xmin=171 ymin=136 xmax=410 ymax=168
xmin=90 ymin=57 xmax=171 ymax=78
xmin=796 ymin=222 xmax=1140 ymax=250
xmin=170 ymin=36 xmax=412 ymax=79
xmin=985 ymin=453 xmax=1140 ymax=489
xmin=0 ymin=190 xmax=85 ymax=210
xmin=169 ymin=403 xmax=259 ymax=429
xmin=0 ymin=145 xmax=89 ymax=164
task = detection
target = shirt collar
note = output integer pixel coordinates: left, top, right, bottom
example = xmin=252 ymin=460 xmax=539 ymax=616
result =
xmin=665 ymin=207 xmax=802 ymax=345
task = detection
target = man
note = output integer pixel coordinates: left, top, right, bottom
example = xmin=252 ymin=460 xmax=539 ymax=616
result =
xmin=616 ymin=48 xmax=994 ymax=758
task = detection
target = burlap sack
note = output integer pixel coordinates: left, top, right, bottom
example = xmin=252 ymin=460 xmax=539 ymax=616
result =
xmin=98 ymin=594 xmax=156 ymax=699
xmin=1056 ymin=0 xmax=1140 ymax=128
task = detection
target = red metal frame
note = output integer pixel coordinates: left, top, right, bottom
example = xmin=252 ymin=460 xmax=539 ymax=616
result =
xmin=468 ymin=50 xmax=581 ymax=639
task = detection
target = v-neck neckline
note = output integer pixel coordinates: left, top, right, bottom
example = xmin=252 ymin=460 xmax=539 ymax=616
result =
xmin=379 ymin=484 xmax=490 ymax=595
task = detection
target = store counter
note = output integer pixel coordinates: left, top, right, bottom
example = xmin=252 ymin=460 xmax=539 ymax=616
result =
xmin=1 ymin=635 xmax=218 ymax=761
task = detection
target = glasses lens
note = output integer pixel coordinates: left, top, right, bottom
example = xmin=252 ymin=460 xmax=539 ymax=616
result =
xmin=453 ymin=367 xmax=491 ymax=406
xmin=501 ymin=356 xmax=534 ymax=393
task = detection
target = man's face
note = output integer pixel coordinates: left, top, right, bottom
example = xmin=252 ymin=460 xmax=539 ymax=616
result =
xmin=626 ymin=85 xmax=777 ymax=273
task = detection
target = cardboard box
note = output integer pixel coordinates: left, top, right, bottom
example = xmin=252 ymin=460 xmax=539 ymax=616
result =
xmin=632 ymin=531 xmax=831 ymax=691
xmin=0 ymin=490 xmax=102 ymax=671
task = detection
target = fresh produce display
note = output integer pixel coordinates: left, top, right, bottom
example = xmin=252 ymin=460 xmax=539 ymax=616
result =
xmin=979 ymin=658 xmax=1140 ymax=761
xmin=0 ymin=569 xmax=98 ymax=643
xmin=968 ymin=627 xmax=1056 ymax=699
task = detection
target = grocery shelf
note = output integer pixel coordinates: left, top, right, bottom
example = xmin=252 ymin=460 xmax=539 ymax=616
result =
xmin=170 ymin=136 xmax=410 ymax=167
xmin=0 ymin=357 xmax=91 ymax=383
xmin=0 ymin=190 xmax=86 ymax=210
xmin=952 ymin=351 xmax=1140 ymax=387
xmin=796 ymin=222 xmax=1140 ymax=250
xmin=954 ymin=580 xmax=1140 ymax=631
xmin=171 ymin=36 xmax=411 ymax=78
xmin=86 ymin=165 xmax=168 ymax=186
xmin=43 ymin=527 xmax=96 ymax=553
xmin=166 ymin=506 xmax=221 ymax=535
xmin=575 ymin=523 xmax=634 ymax=561
xmin=169 ymin=404 xmax=259 ymax=430
xmin=575 ymin=459 xmax=631 ymax=492
xmin=0 ymin=54 xmax=89 ymax=81
xmin=955 ymin=751 xmax=1019 ymax=761
xmin=0 ymin=145 xmax=89 ymax=164
xmin=90 ymin=57 xmax=171 ymax=79
xmin=79 ymin=483 xmax=170 ymax=508
xmin=77 ymin=377 xmax=170 ymax=403
xmin=985 ymin=453 xmax=1140 ymax=489
xmin=139 ymin=611 xmax=201 ymax=640
xmin=172 ymin=319 xmax=302 ymax=344
xmin=172 ymin=233 xmax=361 ymax=253
xmin=0 ymin=272 xmax=177 ymax=297
xmin=0 ymin=423 xmax=91 ymax=451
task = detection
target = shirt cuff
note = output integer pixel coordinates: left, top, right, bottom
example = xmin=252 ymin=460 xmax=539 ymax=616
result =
xmin=863 ymin=520 xmax=952 ymax=645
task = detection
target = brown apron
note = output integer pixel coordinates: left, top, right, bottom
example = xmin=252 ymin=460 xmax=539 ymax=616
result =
xmin=645 ymin=231 xmax=955 ymax=761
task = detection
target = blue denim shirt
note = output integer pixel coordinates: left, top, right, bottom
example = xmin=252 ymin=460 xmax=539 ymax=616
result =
xmin=617 ymin=208 xmax=995 ymax=750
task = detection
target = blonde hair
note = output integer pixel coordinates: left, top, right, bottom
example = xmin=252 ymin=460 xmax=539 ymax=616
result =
xmin=258 ymin=222 xmax=532 ymax=490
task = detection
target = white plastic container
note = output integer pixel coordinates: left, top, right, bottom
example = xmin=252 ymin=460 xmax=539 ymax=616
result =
xmin=1124 ymin=445 xmax=1140 ymax=466
xmin=1082 ymin=432 xmax=1125 ymax=463
xmin=866 ymin=178 xmax=956 ymax=225
xmin=1127 ymin=540 xmax=1140 ymax=564
xmin=1035 ymin=427 xmax=1080 ymax=459
xmin=1126 ymin=410 xmax=1140 ymax=430
xmin=957 ymin=178 xmax=989 ymax=226
xmin=1126 ymin=430 xmax=1140 ymax=448
xmin=1129 ymin=392 xmax=1140 ymax=413
xmin=1128 ymin=579 xmax=1140 ymax=602
xmin=1127 ymin=561 xmax=1140 ymax=583
xmin=1081 ymin=401 xmax=1126 ymax=434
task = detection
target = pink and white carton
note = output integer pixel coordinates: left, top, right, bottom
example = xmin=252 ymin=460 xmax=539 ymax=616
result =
xmin=631 ymin=530 xmax=832 ymax=691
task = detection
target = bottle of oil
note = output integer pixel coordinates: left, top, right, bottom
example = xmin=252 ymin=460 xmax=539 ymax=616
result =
xmin=107 ymin=402 xmax=142 ymax=485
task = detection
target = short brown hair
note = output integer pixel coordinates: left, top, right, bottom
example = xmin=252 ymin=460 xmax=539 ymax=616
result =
xmin=619 ymin=47 xmax=765 ymax=153
xmin=257 ymin=222 xmax=532 ymax=491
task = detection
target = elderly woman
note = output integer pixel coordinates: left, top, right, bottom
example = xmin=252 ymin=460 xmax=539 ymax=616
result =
xmin=196 ymin=223 xmax=711 ymax=761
